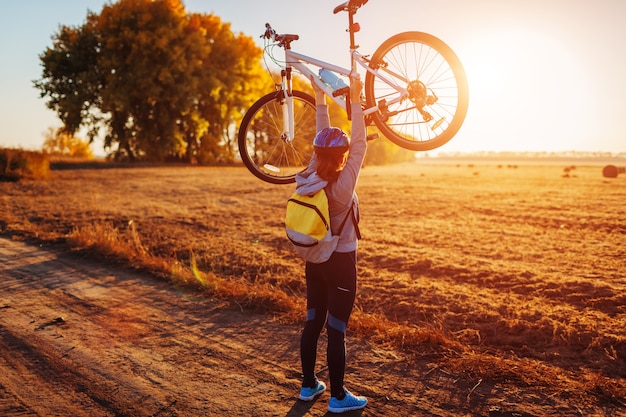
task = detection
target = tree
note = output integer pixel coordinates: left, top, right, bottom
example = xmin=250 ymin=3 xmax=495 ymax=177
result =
xmin=184 ymin=13 xmax=269 ymax=164
xmin=42 ymin=127 xmax=94 ymax=158
xmin=35 ymin=0 xmax=266 ymax=163
xmin=33 ymin=21 xmax=102 ymax=137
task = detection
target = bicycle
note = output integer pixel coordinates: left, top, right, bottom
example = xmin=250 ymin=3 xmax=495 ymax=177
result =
xmin=238 ymin=0 xmax=469 ymax=184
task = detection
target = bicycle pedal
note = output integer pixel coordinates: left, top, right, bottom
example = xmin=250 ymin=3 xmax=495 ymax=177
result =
xmin=366 ymin=133 xmax=379 ymax=141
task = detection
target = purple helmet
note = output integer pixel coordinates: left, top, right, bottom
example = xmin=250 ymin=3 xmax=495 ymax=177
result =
xmin=313 ymin=127 xmax=349 ymax=149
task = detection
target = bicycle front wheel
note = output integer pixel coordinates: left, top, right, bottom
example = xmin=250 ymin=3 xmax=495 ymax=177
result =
xmin=238 ymin=90 xmax=316 ymax=184
xmin=365 ymin=32 xmax=469 ymax=151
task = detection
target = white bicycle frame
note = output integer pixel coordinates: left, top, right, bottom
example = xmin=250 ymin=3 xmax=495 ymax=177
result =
xmin=278 ymin=47 xmax=408 ymax=142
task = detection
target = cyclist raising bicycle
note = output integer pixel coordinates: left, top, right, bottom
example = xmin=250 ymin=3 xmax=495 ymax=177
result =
xmin=296 ymin=74 xmax=368 ymax=414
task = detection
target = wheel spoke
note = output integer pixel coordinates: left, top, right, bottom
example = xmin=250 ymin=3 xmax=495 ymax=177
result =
xmin=366 ymin=32 xmax=468 ymax=151
xmin=238 ymin=91 xmax=316 ymax=184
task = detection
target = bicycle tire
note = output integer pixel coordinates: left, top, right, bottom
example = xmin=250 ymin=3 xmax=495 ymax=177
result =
xmin=364 ymin=32 xmax=469 ymax=151
xmin=238 ymin=90 xmax=316 ymax=184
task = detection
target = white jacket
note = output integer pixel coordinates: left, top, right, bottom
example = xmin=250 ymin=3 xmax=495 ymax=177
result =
xmin=295 ymin=102 xmax=366 ymax=253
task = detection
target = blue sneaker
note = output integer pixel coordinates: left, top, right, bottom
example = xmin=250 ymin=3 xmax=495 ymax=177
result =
xmin=298 ymin=380 xmax=326 ymax=401
xmin=328 ymin=389 xmax=367 ymax=413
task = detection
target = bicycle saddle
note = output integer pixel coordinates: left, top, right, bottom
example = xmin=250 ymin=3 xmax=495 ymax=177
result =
xmin=333 ymin=0 xmax=368 ymax=14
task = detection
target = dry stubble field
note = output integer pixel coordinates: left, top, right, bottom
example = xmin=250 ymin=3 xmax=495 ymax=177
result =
xmin=1 ymin=160 xmax=625 ymax=415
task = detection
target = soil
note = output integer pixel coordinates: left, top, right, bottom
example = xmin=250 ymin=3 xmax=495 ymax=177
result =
xmin=0 ymin=236 xmax=617 ymax=417
xmin=1 ymin=163 xmax=625 ymax=416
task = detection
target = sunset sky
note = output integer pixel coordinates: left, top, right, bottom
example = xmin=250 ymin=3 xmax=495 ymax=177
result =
xmin=1 ymin=0 xmax=624 ymax=154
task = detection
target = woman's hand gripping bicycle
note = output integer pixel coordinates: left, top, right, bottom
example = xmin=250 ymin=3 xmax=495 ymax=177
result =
xmin=238 ymin=0 xmax=469 ymax=184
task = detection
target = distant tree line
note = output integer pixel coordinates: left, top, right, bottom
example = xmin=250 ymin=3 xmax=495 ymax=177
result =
xmin=436 ymin=150 xmax=626 ymax=159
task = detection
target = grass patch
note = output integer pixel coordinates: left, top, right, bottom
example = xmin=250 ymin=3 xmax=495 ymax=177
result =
xmin=0 ymin=148 xmax=50 ymax=181
xmin=68 ymin=220 xmax=300 ymax=315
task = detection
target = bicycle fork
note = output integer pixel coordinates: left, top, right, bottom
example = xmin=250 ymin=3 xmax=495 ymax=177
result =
xmin=279 ymin=68 xmax=295 ymax=143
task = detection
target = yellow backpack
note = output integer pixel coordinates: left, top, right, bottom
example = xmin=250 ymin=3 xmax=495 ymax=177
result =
xmin=285 ymin=189 xmax=355 ymax=264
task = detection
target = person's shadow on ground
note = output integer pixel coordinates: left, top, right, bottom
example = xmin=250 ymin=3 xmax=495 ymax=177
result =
xmin=285 ymin=399 xmax=365 ymax=417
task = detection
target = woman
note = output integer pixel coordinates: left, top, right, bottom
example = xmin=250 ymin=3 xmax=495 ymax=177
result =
xmin=296 ymin=75 xmax=368 ymax=414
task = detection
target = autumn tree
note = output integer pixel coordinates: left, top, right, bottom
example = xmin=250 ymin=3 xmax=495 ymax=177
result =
xmin=35 ymin=0 xmax=266 ymax=163
xmin=42 ymin=127 xmax=94 ymax=158
xmin=185 ymin=13 xmax=268 ymax=164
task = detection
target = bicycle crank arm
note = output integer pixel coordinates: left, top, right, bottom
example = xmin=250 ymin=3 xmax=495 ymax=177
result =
xmin=417 ymin=108 xmax=433 ymax=123
xmin=385 ymin=106 xmax=446 ymax=131
xmin=379 ymin=101 xmax=437 ymax=125
xmin=377 ymin=100 xmax=424 ymax=122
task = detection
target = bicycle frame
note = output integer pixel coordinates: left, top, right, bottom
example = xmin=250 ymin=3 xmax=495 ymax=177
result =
xmin=276 ymin=41 xmax=408 ymax=142
xmin=240 ymin=1 xmax=468 ymax=183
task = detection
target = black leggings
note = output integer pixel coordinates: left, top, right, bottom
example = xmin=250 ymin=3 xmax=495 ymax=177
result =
xmin=300 ymin=251 xmax=357 ymax=398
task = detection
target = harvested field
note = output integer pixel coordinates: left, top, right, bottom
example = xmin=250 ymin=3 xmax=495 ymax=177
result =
xmin=0 ymin=161 xmax=624 ymax=416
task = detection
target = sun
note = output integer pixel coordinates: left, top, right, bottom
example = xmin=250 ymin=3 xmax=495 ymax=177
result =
xmin=456 ymin=27 xmax=593 ymax=152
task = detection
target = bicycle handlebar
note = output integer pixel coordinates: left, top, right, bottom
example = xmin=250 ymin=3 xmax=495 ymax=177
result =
xmin=262 ymin=23 xmax=276 ymax=40
xmin=262 ymin=23 xmax=299 ymax=46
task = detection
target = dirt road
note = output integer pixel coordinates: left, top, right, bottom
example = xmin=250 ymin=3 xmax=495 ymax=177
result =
xmin=0 ymin=237 xmax=435 ymax=417
xmin=1 ymin=237 xmax=610 ymax=417
xmin=0 ymin=236 xmax=341 ymax=417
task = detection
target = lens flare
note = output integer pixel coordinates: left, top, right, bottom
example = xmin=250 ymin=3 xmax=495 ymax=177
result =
xmin=190 ymin=258 xmax=207 ymax=287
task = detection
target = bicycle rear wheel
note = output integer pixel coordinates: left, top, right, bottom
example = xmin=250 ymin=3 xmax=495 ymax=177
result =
xmin=365 ymin=32 xmax=469 ymax=151
xmin=238 ymin=90 xmax=316 ymax=184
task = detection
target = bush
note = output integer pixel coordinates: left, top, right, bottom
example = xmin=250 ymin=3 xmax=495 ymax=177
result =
xmin=42 ymin=127 xmax=94 ymax=158
xmin=0 ymin=148 xmax=50 ymax=181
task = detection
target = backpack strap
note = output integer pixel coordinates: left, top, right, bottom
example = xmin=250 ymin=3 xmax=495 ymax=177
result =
xmin=335 ymin=201 xmax=362 ymax=240
xmin=350 ymin=205 xmax=362 ymax=240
